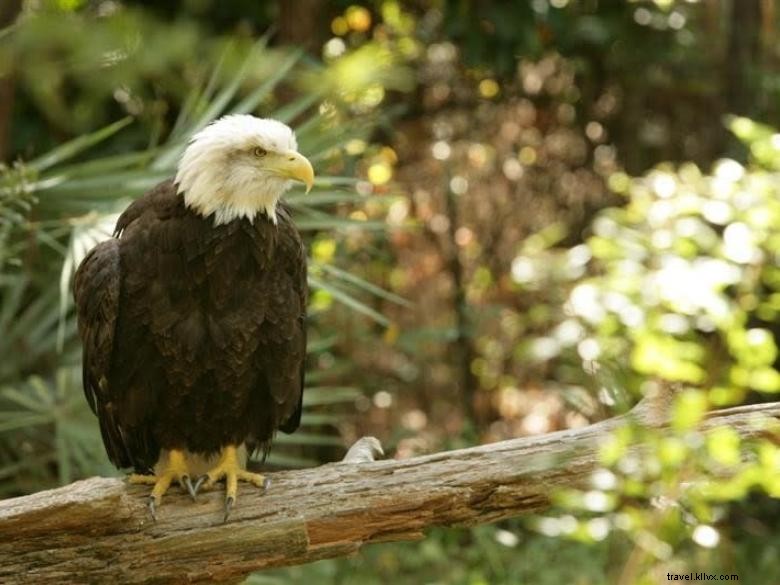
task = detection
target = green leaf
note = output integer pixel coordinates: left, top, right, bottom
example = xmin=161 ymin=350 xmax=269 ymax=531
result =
xmin=672 ymin=389 xmax=709 ymax=431
xmin=28 ymin=117 xmax=134 ymax=173
xmin=707 ymin=426 xmax=742 ymax=467
xmin=274 ymin=432 xmax=343 ymax=447
xmin=231 ymin=48 xmax=303 ymax=116
xmin=296 ymin=217 xmax=386 ymax=231
xmin=299 ymin=413 xmax=340 ymax=426
xmin=286 ymin=191 xmax=367 ymax=207
xmin=308 ymin=275 xmax=389 ymax=326
xmin=0 ymin=412 xmax=52 ymax=432
xmin=45 ymin=150 xmax=160 ymax=179
xmin=303 ymin=386 xmax=362 ymax=406
xmin=316 ymin=261 xmax=412 ymax=307
xmin=306 ymin=335 xmax=338 ymax=354
xmin=0 ymin=386 xmax=50 ymax=413
xmin=263 ymin=452 xmax=319 ymax=468
xmin=273 ymin=92 xmax=321 ymax=124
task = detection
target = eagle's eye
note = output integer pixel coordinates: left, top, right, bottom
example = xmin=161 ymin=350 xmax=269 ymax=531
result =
xmin=253 ymin=147 xmax=268 ymax=158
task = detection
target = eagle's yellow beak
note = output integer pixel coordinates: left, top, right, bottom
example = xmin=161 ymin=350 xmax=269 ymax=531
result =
xmin=273 ymin=151 xmax=315 ymax=194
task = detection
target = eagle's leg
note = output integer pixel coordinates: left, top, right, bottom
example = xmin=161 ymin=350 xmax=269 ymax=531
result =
xmin=193 ymin=444 xmax=270 ymax=521
xmin=128 ymin=449 xmax=196 ymax=520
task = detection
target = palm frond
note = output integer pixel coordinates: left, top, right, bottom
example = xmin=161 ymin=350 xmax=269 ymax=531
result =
xmin=309 ymin=274 xmax=390 ymax=326
xmin=316 ymin=262 xmax=412 ymax=307
xmin=27 ymin=117 xmax=134 ymax=174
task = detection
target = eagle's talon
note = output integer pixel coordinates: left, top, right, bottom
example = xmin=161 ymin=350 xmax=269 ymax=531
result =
xmin=199 ymin=473 xmax=220 ymax=492
xmin=148 ymin=496 xmax=158 ymax=522
xmin=224 ymin=496 xmax=234 ymax=523
xmin=182 ymin=475 xmax=197 ymax=500
xmin=193 ymin=474 xmax=208 ymax=496
xmin=128 ymin=449 xmax=192 ymax=515
xmin=198 ymin=445 xmax=268 ymax=519
xmin=262 ymin=477 xmax=271 ymax=492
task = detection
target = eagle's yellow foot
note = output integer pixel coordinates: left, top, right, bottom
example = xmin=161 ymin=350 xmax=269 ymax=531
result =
xmin=193 ymin=445 xmax=270 ymax=522
xmin=128 ymin=449 xmax=196 ymax=520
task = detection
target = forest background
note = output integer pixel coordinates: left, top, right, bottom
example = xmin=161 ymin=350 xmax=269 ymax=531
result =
xmin=1 ymin=1 xmax=780 ymax=583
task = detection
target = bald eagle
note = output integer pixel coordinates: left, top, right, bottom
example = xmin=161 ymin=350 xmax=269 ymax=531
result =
xmin=73 ymin=115 xmax=314 ymax=520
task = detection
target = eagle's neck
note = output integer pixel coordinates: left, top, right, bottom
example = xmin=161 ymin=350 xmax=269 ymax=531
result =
xmin=176 ymin=161 xmax=289 ymax=226
xmin=182 ymin=188 xmax=280 ymax=226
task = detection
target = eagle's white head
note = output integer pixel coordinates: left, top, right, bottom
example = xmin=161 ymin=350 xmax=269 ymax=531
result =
xmin=175 ymin=114 xmax=314 ymax=225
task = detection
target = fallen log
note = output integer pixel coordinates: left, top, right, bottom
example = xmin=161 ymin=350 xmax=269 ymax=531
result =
xmin=1 ymin=390 xmax=778 ymax=584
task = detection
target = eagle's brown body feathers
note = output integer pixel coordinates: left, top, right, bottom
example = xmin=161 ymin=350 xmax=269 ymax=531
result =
xmin=74 ymin=180 xmax=307 ymax=474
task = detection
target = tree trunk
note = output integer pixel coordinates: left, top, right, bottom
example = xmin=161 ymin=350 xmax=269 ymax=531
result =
xmin=276 ymin=0 xmax=327 ymax=53
xmin=0 ymin=0 xmax=22 ymax=162
xmin=723 ymin=0 xmax=762 ymax=160
xmin=441 ymin=170 xmax=479 ymax=425
xmin=725 ymin=0 xmax=762 ymax=118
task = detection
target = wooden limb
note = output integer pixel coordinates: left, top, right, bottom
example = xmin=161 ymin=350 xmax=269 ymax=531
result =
xmin=1 ymin=398 xmax=779 ymax=584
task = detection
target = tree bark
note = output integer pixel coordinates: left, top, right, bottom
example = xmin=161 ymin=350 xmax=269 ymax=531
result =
xmin=276 ymin=0 xmax=327 ymax=53
xmin=441 ymin=171 xmax=479 ymax=426
xmin=1 ymin=397 xmax=778 ymax=584
xmin=725 ymin=0 xmax=762 ymax=119
xmin=723 ymin=0 xmax=762 ymax=159
xmin=0 ymin=0 xmax=22 ymax=162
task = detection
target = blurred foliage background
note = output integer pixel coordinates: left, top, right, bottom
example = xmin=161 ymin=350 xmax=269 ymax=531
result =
xmin=2 ymin=0 xmax=780 ymax=583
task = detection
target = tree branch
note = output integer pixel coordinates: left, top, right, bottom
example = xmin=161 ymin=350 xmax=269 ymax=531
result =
xmin=1 ymin=397 xmax=779 ymax=584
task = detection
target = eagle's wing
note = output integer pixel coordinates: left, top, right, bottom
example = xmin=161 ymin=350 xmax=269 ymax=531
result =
xmin=277 ymin=314 xmax=305 ymax=434
xmin=73 ymin=238 xmax=132 ymax=468
xmin=256 ymin=209 xmax=307 ymax=441
xmin=278 ymin=253 xmax=307 ymax=434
